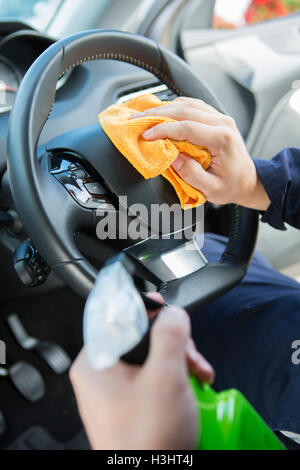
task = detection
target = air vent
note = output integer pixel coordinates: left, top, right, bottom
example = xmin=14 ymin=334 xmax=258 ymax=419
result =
xmin=116 ymin=83 xmax=178 ymax=104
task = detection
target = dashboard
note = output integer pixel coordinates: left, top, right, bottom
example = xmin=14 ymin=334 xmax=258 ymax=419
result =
xmin=0 ymin=27 xmax=70 ymax=115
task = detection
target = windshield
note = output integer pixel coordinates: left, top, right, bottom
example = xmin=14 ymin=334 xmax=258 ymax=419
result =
xmin=0 ymin=0 xmax=63 ymax=30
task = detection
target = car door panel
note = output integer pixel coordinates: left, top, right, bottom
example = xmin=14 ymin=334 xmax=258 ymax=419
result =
xmin=180 ymin=13 xmax=300 ymax=154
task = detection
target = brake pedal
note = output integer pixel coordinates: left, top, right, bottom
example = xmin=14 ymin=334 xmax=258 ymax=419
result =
xmin=0 ymin=410 xmax=6 ymax=436
xmin=0 ymin=361 xmax=46 ymax=402
xmin=7 ymin=314 xmax=71 ymax=374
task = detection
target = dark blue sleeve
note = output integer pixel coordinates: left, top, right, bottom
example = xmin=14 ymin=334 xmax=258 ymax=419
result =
xmin=253 ymin=148 xmax=300 ymax=230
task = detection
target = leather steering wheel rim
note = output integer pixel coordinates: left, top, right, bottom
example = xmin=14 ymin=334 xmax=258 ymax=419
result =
xmin=7 ymin=29 xmax=258 ymax=306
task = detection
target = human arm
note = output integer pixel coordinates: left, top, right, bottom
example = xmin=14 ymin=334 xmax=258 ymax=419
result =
xmin=132 ymin=97 xmax=270 ymax=213
xmin=253 ymin=148 xmax=300 ymax=230
xmin=70 ymin=294 xmax=214 ymax=450
xmin=135 ymin=97 xmax=300 ymax=230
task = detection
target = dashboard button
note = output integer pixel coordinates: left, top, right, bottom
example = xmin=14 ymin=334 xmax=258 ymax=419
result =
xmin=69 ymin=168 xmax=87 ymax=179
xmin=84 ymin=182 xmax=106 ymax=195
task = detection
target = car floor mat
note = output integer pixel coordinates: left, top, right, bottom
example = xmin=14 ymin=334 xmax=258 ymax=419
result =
xmin=5 ymin=426 xmax=90 ymax=450
xmin=0 ymin=289 xmax=84 ymax=447
xmin=0 ymin=361 xmax=46 ymax=402
xmin=7 ymin=314 xmax=71 ymax=374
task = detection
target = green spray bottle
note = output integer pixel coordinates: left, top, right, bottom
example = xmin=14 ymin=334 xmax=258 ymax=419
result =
xmin=190 ymin=376 xmax=285 ymax=450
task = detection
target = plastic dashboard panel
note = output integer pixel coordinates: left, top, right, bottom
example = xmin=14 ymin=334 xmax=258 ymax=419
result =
xmin=0 ymin=58 xmax=160 ymax=172
xmin=39 ymin=62 xmax=161 ymax=145
xmin=0 ymin=24 xmax=171 ymax=176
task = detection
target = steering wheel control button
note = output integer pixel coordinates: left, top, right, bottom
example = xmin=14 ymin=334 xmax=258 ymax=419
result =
xmin=69 ymin=167 xmax=87 ymax=179
xmin=84 ymin=182 xmax=106 ymax=196
xmin=65 ymin=184 xmax=90 ymax=204
xmin=49 ymin=154 xmax=116 ymax=209
xmin=50 ymin=157 xmax=115 ymax=209
xmin=14 ymin=240 xmax=50 ymax=287
xmin=68 ymin=163 xmax=78 ymax=170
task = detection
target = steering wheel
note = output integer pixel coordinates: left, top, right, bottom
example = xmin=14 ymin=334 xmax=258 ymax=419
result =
xmin=7 ymin=30 xmax=258 ymax=313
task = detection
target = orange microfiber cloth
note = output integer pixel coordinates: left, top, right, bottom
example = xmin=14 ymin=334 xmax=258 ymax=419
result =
xmin=98 ymin=94 xmax=211 ymax=209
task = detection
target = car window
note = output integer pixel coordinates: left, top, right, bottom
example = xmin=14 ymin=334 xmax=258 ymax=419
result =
xmin=213 ymin=0 xmax=300 ymax=29
xmin=0 ymin=0 xmax=64 ymax=30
